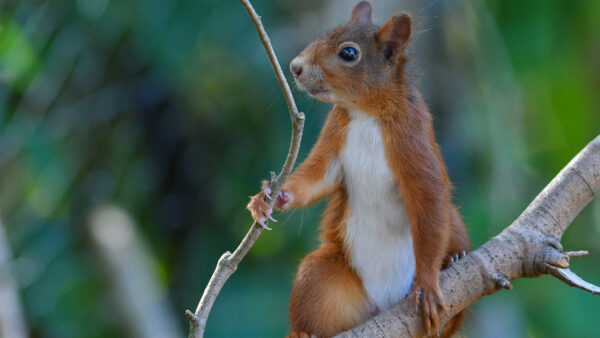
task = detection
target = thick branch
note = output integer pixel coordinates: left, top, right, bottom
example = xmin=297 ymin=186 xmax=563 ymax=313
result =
xmin=186 ymin=1 xmax=304 ymax=337
xmin=337 ymin=135 xmax=600 ymax=337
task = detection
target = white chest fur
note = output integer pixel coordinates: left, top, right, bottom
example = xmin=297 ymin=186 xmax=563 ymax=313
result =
xmin=340 ymin=110 xmax=415 ymax=312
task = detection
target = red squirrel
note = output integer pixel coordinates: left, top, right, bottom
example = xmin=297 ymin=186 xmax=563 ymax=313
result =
xmin=248 ymin=2 xmax=470 ymax=337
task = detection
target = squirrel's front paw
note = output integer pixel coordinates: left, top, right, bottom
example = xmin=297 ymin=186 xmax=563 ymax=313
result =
xmin=247 ymin=180 xmax=277 ymax=230
xmin=413 ymin=283 xmax=448 ymax=337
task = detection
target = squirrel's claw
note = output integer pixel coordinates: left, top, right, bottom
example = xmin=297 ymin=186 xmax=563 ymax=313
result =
xmin=445 ymin=250 xmax=469 ymax=268
xmin=261 ymin=180 xmax=273 ymax=200
xmin=258 ymin=216 xmax=272 ymax=230
xmin=265 ymin=207 xmax=277 ymax=222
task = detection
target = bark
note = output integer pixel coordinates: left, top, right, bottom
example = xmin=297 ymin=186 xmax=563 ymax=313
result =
xmin=337 ymin=135 xmax=600 ymax=337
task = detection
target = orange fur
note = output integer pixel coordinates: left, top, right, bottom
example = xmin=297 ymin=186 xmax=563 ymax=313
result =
xmin=284 ymin=106 xmax=350 ymax=209
xmin=248 ymin=2 xmax=470 ymax=336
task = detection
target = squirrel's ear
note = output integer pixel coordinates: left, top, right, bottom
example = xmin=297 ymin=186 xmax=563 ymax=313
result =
xmin=350 ymin=1 xmax=372 ymax=25
xmin=377 ymin=13 xmax=412 ymax=61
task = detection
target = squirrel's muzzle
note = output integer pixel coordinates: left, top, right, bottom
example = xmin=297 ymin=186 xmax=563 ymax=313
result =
xmin=290 ymin=58 xmax=303 ymax=78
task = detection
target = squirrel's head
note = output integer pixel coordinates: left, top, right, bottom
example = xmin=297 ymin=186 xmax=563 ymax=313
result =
xmin=290 ymin=1 xmax=412 ymax=107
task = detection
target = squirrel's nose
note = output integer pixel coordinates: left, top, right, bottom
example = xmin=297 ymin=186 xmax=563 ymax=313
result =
xmin=290 ymin=58 xmax=303 ymax=78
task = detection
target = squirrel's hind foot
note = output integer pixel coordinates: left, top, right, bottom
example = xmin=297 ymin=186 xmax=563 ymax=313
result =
xmin=413 ymin=284 xmax=448 ymax=337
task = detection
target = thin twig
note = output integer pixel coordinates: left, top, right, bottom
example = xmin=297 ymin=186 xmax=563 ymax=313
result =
xmin=239 ymin=0 xmax=299 ymax=119
xmin=186 ymin=1 xmax=305 ymax=337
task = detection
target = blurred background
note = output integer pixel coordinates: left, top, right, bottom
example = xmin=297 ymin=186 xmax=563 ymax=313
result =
xmin=0 ymin=0 xmax=598 ymax=337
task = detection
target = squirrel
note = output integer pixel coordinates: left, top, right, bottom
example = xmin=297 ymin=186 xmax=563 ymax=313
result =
xmin=247 ymin=1 xmax=470 ymax=337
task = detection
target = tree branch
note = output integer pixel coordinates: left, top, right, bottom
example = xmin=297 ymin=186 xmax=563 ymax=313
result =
xmin=239 ymin=0 xmax=299 ymax=120
xmin=337 ymin=135 xmax=600 ymax=337
xmin=186 ymin=1 xmax=304 ymax=337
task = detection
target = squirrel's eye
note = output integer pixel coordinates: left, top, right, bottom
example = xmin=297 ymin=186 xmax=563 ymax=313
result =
xmin=338 ymin=46 xmax=359 ymax=62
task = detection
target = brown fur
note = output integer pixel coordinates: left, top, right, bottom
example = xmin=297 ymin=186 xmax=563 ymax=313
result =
xmin=248 ymin=2 xmax=470 ymax=336
xmin=288 ymin=190 xmax=372 ymax=336
xmin=284 ymin=106 xmax=350 ymax=208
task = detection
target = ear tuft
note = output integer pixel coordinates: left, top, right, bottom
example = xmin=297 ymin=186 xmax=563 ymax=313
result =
xmin=377 ymin=12 xmax=412 ymax=61
xmin=350 ymin=1 xmax=372 ymax=25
